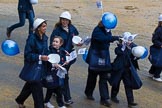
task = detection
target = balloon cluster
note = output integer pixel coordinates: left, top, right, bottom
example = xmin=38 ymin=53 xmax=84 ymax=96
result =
xmin=132 ymin=46 xmax=148 ymax=59
xmin=1 ymin=40 xmax=20 ymax=56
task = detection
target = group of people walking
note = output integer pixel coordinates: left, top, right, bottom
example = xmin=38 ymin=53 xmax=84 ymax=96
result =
xmin=6 ymin=0 xmax=162 ymax=108
xmin=6 ymin=1 xmax=78 ymax=108
xmin=84 ymin=20 xmax=140 ymax=108
xmin=14 ymin=11 xmax=78 ymax=108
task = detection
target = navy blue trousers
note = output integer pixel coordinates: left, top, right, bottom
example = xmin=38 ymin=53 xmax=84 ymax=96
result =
xmin=149 ymin=65 xmax=162 ymax=78
xmin=44 ymin=87 xmax=64 ymax=107
xmin=8 ymin=10 xmax=34 ymax=35
xmin=15 ymin=82 xmax=44 ymax=108
xmin=111 ymin=69 xmax=134 ymax=104
xmin=62 ymin=65 xmax=72 ymax=101
xmin=85 ymin=68 xmax=109 ymax=101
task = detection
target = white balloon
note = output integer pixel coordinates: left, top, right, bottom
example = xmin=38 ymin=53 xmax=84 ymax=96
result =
xmin=132 ymin=46 xmax=145 ymax=57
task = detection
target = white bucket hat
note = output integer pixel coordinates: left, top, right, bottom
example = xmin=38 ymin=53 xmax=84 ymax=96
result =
xmin=33 ymin=18 xmax=46 ymax=30
xmin=121 ymin=32 xmax=138 ymax=42
xmin=158 ymin=14 xmax=162 ymax=21
xmin=60 ymin=11 xmax=71 ymax=20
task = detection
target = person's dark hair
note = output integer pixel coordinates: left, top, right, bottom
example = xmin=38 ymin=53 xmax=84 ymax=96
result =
xmin=158 ymin=21 xmax=162 ymax=27
xmin=98 ymin=20 xmax=104 ymax=28
xmin=35 ymin=21 xmax=47 ymax=35
xmin=54 ymin=18 xmax=71 ymax=29
xmin=53 ymin=36 xmax=64 ymax=45
xmin=154 ymin=21 xmax=162 ymax=32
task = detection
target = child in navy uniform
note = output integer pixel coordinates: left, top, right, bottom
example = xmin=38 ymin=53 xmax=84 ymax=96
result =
xmin=43 ymin=36 xmax=68 ymax=108
xmin=110 ymin=32 xmax=140 ymax=108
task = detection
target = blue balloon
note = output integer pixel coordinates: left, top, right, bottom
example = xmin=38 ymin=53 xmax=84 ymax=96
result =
xmin=1 ymin=40 xmax=20 ymax=56
xmin=102 ymin=12 xmax=117 ymax=29
xmin=82 ymin=50 xmax=88 ymax=62
xmin=140 ymin=47 xmax=148 ymax=59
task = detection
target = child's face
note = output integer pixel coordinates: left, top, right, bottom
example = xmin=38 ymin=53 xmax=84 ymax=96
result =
xmin=126 ymin=40 xmax=132 ymax=45
xmin=52 ymin=38 xmax=62 ymax=49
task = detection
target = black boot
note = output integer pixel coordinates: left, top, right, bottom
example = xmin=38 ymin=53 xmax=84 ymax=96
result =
xmin=111 ymin=97 xmax=119 ymax=103
xmin=100 ymin=100 xmax=111 ymax=107
xmin=85 ymin=94 xmax=95 ymax=100
xmin=128 ymin=102 xmax=138 ymax=108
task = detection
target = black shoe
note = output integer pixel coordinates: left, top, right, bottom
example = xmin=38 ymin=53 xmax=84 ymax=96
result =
xmin=128 ymin=102 xmax=138 ymax=107
xmin=6 ymin=27 xmax=11 ymax=38
xmin=15 ymin=99 xmax=26 ymax=108
xmin=85 ymin=93 xmax=95 ymax=100
xmin=64 ymin=100 xmax=73 ymax=105
xmin=18 ymin=104 xmax=26 ymax=108
xmin=100 ymin=100 xmax=111 ymax=107
xmin=111 ymin=97 xmax=119 ymax=103
xmin=86 ymin=95 xmax=95 ymax=100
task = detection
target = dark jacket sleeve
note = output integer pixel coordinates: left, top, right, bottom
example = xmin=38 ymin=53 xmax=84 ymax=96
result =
xmin=24 ymin=34 xmax=48 ymax=62
xmin=92 ymin=27 xmax=119 ymax=43
xmin=115 ymin=44 xmax=125 ymax=55
xmin=24 ymin=35 xmax=39 ymax=62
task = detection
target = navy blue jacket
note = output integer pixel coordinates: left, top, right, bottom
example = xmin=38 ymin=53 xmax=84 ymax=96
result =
xmin=46 ymin=47 xmax=67 ymax=75
xmin=21 ymin=33 xmax=48 ymax=81
xmin=18 ymin=0 xmax=34 ymax=12
xmin=86 ymin=26 xmax=119 ymax=69
xmin=49 ymin=47 xmax=67 ymax=66
xmin=90 ymin=26 xmax=119 ymax=50
xmin=24 ymin=33 xmax=49 ymax=63
xmin=149 ymin=26 xmax=162 ymax=66
xmin=50 ymin=24 xmax=79 ymax=53
xmin=44 ymin=47 xmax=67 ymax=88
xmin=112 ymin=43 xmax=139 ymax=71
xmin=110 ymin=43 xmax=139 ymax=86
xmin=152 ymin=26 xmax=162 ymax=48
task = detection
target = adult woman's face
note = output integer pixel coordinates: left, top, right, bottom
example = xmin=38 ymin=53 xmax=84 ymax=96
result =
xmin=38 ymin=22 xmax=47 ymax=35
xmin=61 ymin=18 xmax=69 ymax=27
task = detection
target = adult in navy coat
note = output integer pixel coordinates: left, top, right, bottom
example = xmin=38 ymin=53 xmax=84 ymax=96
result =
xmin=110 ymin=32 xmax=140 ymax=107
xmin=85 ymin=20 xmax=119 ymax=107
xmin=7 ymin=0 xmax=35 ymax=38
xmin=148 ymin=14 xmax=162 ymax=82
xmin=50 ymin=11 xmax=79 ymax=105
xmin=16 ymin=18 xmax=48 ymax=108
